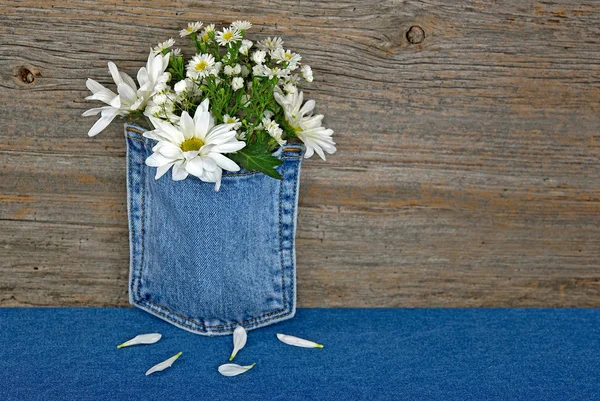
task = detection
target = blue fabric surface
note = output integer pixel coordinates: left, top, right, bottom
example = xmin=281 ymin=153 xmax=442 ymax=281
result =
xmin=0 ymin=308 xmax=599 ymax=400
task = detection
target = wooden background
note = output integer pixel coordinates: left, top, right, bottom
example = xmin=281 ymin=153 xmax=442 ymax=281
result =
xmin=1 ymin=0 xmax=599 ymax=307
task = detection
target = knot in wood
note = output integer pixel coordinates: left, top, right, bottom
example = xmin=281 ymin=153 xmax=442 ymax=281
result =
xmin=406 ymin=26 xmax=425 ymax=44
xmin=19 ymin=67 xmax=35 ymax=84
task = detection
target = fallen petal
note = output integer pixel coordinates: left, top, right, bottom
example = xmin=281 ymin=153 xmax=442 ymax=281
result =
xmin=117 ymin=333 xmax=162 ymax=349
xmin=277 ymin=333 xmax=323 ymax=348
xmin=218 ymin=363 xmax=256 ymax=377
xmin=145 ymin=352 xmax=183 ymax=376
xmin=229 ymin=326 xmax=247 ymax=361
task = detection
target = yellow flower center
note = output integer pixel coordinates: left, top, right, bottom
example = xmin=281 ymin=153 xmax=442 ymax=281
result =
xmin=223 ymin=31 xmax=234 ymax=41
xmin=195 ymin=61 xmax=208 ymax=71
xmin=202 ymin=33 xmax=209 ymax=41
xmin=180 ymin=137 xmax=205 ymax=152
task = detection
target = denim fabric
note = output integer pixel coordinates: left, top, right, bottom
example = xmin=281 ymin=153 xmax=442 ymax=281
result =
xmin=125 ymin=124 xmax=304 ymax=336
xmin=2 ymin=308 xmax=600 ymax=401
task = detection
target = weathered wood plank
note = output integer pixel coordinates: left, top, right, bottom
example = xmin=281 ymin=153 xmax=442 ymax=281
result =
xmin=0 ymin=0 xmax=599 ymax=307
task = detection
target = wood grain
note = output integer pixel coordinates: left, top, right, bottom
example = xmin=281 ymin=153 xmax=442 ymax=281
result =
xmin=1 ymin=0 xmax=599 ymax=307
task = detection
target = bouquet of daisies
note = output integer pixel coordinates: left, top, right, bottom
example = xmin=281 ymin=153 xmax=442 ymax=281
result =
xmin=83 ymin=20 xmax=336 ymax=190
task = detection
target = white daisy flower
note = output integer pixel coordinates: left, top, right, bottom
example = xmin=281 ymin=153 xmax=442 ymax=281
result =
xmin=83 ymin=52 xmax=170 ymax=136
xmin=223 ymin=114 xmax=242 ymax=130
xmin=232 ymin=77 xmax=244 ymax=91
xmin=271 ymin=48 xmax=302 ymax=69
xmin=171 ymin=48 xmax=182 ymax=57
xmin=252 ymin=50 xmax=267 ymax=65
xmin=239 ymin=39 xmax=253 ymax=55
xmin=180 ymin=21 xmax=203 ymax=37
xmin=186 ymin=53 xmax=215 ymax=79
xmin=237 ymin=131 xmax=247 ymax=141
xmin=256 ymin=37 xmax=284 ymax=52
xmin=143 ymin=98 xmax=245 ymax=190
xmin=274 ymin=88 xmax=335 ymax=160
xmin=152 ymin=38 xmax=176 ymax=55
xmin=301 ymin=65 xmax=313 ymax=82
xmin=231 ymin=20 xmax=252 ymax=32
xmin=216 ymin=27 xmax=242 ymax=46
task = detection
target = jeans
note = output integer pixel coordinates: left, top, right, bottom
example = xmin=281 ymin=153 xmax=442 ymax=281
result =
xmin=125 ymin=124 xmax=304 ymax=336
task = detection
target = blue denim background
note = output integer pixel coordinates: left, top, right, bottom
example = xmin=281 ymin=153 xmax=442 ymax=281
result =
xmin=1 ymin=308 xmax=599 ymax=401
xmin=125 ymin=124 xmax=304 ymax=335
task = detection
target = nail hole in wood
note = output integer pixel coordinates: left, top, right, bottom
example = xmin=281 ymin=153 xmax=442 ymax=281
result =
xmin=406 ymin=26 xmax=425 ymax=44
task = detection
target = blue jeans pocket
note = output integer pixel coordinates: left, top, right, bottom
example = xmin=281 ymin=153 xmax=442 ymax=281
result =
xmin=125 ymin=124 xmax=304 ymax=335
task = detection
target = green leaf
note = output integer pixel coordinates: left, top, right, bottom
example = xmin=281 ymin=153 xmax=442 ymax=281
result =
xmin=229 ymin=142 xmax=283 ymax=179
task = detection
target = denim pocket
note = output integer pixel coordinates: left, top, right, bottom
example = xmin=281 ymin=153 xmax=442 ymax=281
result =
xmin=125 ymin=124 xmax=304 ymax=336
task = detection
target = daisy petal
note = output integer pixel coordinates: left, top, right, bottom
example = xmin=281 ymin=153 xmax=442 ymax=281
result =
xmin=87 ymin=109 xmax=118 ymax=137
xmin=185 ymin=157 xmax=204 ymax=178
xmin=155 ymin=162 xmax=175 ymax=179
xmin=210 ymin=153 xmax=240 ymax=172
xmin=211 ymin=141 xmax=245 ymax=154
xmin=179 ymin=111 xmax=195 ymax=140
xmin=119 ymin=72 xmax=137 ymax=91
xmin=229 ymin=326 xmax=247 ymax=361
xmin=172 ymin=161 xmax=189 ymax=181
xmin=276 ymin=333 xmax=324 ymax=348
xmin=145 ymin=352 xmax=183 ymax=376
xmin=108 ymin=62 xmax=123 ymax=85
xmin=218 ymin=363 xmax=255 ymax=377
xmin=85 ymin=78 xmax=106 ymax=94
xmin=117 ymin=333 xmax=162 ymax=349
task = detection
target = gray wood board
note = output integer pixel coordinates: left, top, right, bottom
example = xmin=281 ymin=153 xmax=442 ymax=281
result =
xmin=1 ymin=0 xmax=599 ymax=307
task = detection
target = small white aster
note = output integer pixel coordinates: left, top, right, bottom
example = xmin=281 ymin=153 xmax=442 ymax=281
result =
xmin=262 ymin=117 xmax=286 ymax=146
xmin=301 ymin=65 xmax=313 ymax=82
xmin=239 ymin=39 xmax=253 ymax=55
xmin=283 ymin=82 xmax=297 ymax=94
xmin=200 ymin=24 xmax=215 ymax=42
xmin=256 ymin=37 xmax=284 ymax=52
xmin=252 ymin=50 xmax=267 ymax=65
xmin=231 ymin=20 xmax=252 ymax=31
xmin=186 ymin=53 xmax=215 ymax=79
xmin=232 ymin=77 xmax=244 ymax=91
xmin=216 ymin=27 xmax=242 ymax=46
xmin=180 ymin=22 xmax=203 ymax=37
xmin=272 ymin=48 xmax=302 ymax=69
xmin=152 ymin=38 xmax=175 ymax=55
xmin=223 ymin=114 xmax=242 ymax=130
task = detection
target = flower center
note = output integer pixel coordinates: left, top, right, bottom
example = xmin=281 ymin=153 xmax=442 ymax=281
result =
xmin=180 ymin=137 xmax=204 ymax=152
xmin=195 ymin=61 xmax=208 ymax=71
xmin=223 ymin=31 xmax=234 ymax=41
